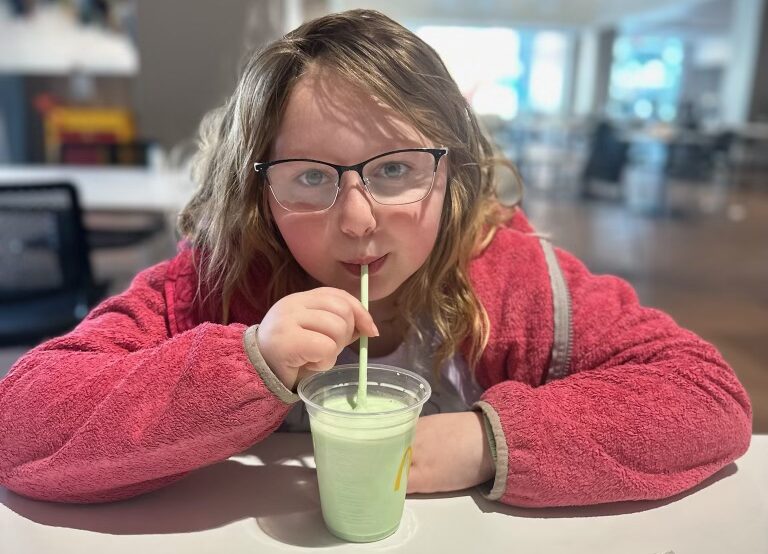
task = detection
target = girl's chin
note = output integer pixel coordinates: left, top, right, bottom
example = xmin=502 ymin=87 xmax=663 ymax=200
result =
xmin=307 ymin=270 xmax=402 ymax=300
xmin=344 ymin=285 xmax=392 ymax=302
xmin=337 ymin=278 xmax=399 ymax=303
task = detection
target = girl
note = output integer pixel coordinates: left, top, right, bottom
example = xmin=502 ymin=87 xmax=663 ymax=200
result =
xmin=0 ymin=10 xmax=751 ymax=507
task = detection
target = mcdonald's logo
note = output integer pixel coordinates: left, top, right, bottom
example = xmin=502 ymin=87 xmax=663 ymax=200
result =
xmin=393 ymin=446 xmax=413 ymax=491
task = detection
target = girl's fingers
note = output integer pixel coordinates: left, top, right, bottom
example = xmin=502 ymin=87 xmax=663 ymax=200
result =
xmin=300 ymin=358 xmax=338 ymax=373
xmin=306 ymin=288 xmax=379 ymax=337
xmin=298 ymin=309 xmax=355 ymax=350
xmin=285 ymin=330 xmax=339 ymax=372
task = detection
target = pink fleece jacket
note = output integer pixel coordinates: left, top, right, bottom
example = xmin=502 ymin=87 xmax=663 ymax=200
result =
xmin=0 ymin=211 xmax=752 ymax=507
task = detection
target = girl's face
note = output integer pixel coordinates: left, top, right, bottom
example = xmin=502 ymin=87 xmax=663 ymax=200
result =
xmin=268 ymin=70 xmax=447 ymax=303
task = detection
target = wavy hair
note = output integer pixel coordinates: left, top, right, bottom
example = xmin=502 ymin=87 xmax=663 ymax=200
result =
xmin=178 ymin=9 xmax=521 ymax=371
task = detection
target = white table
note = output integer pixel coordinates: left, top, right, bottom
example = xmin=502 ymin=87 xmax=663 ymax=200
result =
xmin=0 ymin=165 xmax=195 ymax=213
xmin=2 ymin=434 xmax=766 ymax=554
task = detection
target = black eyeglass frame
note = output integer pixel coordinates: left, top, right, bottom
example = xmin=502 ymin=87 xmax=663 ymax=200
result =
xmin=253 ymin=147 xmax=448 ymax=212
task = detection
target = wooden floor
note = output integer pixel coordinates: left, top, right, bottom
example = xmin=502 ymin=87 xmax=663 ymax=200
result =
xmin=522 ymin=184 xmax=768 ymax=433
xmin=2 ymin=183 xmax=766 ymax=432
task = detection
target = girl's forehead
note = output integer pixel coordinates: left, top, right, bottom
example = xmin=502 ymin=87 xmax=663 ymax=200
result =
xmin=271 ymin=71 xmax=429 ymax=162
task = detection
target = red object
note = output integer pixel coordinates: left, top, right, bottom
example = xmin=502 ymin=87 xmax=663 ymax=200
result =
xmin=59 ymin=132 xmax=117 ymax=165
xmin=32 ymin=93 xmax=58 ymax=115
xmin=0 ymin=211 xmax=751 ymax=506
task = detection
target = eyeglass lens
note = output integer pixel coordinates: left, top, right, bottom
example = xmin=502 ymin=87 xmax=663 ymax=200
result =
xmin=266 ymin=150 xmax=438 ymax=212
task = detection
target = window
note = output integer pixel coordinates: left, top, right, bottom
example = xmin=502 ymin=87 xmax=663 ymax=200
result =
xmin=608 ymin=36 xmax=685 ymax=121
xmin=416 ymin=26 xmax=570 ymax=119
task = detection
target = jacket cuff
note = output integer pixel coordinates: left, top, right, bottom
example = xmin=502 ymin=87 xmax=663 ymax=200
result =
xmin=243 ymin=324 xmax=300 ymax=405
xmin=473 ymin=400 xmax=508 ymax=501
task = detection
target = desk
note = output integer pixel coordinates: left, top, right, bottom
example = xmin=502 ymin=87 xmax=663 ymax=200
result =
xmin=2 ymin=434 xmax=766 ymax=554
xmin=0 ymin=165 xmax=195 ymax=212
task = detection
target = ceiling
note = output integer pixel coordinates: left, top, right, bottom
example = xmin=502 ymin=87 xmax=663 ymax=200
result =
xmin=330 ymin=0 xmax=732 ymax=33
xmin=620 ymin=0 xmax=733 ymax=37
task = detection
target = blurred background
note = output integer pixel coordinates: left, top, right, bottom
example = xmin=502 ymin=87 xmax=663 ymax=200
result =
xmin=0 ymin=0 xmax=766 ymax=431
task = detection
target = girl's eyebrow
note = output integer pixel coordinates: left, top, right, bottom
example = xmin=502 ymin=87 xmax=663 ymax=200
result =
xmin=274 ymin=141 xmax=432 ymax=162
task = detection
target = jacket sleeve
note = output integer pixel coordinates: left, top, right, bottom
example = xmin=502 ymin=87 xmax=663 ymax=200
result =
xmin=474 ymin=246 xmax=752 ymax=508
xmin=0 ymin=261 xmax=296 ymax=503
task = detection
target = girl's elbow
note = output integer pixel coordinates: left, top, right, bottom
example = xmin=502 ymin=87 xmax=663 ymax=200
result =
xmin=732 ymin=401 xmax=753 ymax=459
xmin=727 ymin=377 xmax=753 ymax=457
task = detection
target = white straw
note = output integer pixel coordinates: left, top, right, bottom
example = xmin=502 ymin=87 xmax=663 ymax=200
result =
xmin=357 ymin=264 xmax=369 ymax=409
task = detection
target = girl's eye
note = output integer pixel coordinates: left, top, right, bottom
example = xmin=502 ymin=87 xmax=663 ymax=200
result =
xmin=378 ymin=162 xmax=409 ymax=179
xmin=299 ymin=169 xmax=331 ymax=187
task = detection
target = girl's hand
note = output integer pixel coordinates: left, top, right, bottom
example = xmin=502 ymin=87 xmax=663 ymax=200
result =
xmin=256 ymin=287 xmax=379 ymax=391
xmin=407 ymin=412 xmax=496 ymax=494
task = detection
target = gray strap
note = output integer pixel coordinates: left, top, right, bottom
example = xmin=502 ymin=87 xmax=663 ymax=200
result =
xmin=538 ymin=237 xmax=571 ymax=382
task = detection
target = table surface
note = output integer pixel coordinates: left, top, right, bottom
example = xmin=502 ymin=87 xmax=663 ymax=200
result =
xmin=2 ymin=434 xmax=766 ymax=554
xmin=0 ymin=165 xmax=195 ymax=212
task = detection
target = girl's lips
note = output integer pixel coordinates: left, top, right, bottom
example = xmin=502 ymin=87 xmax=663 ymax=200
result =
xmin=341 ymin=254 xmax=388 ymax=276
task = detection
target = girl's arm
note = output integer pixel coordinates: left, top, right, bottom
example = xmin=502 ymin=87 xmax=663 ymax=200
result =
xmin=475 ymin=246 xmax=752 ymax=508
xmin=0 ymin=261 xmax=294 ymax=503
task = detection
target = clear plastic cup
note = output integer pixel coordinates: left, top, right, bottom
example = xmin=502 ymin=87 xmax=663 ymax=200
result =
xmin=298 ymin=364 xmax=431 ymax=542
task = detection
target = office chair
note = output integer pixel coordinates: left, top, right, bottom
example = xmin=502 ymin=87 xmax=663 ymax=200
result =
xmin=0 ymin=182 xmax=108 ymax=346
xmin=581 ymin=120 xmax=629 ymax=199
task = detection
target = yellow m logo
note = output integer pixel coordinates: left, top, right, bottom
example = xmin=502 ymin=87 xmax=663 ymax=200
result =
xmin=393 ymin=446 xmax=413 ymax=491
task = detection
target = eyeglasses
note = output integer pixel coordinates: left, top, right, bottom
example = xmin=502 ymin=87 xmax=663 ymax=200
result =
xmin=254 ymin=147 xmax=448 ymax=213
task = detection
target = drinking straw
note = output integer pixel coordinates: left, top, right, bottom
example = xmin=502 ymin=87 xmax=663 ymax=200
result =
xmin=357 ymin=264 xmax=369 ymax=409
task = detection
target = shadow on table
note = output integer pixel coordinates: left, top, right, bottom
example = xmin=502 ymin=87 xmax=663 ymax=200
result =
xmin=1 ymin=436 xmax=739 ymax=545
xmin=1 ymin=437 xmax=344 ymax=547
xmin=466 ymin=462 xmax=738 ymax=518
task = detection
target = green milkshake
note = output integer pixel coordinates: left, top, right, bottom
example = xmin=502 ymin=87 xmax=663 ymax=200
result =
xmin=298 ymin=364 xmax=431 ymax=542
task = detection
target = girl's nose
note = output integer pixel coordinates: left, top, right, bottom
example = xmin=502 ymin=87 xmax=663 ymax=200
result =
xmin=336 ymin=171 xmax=376 ymax=237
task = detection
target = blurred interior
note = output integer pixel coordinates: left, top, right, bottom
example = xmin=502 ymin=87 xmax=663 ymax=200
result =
xmin=0 ymin=0 xmax=766 ymax=431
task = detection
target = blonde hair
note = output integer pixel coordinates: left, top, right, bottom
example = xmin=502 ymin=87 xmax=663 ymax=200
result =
xmin=179 ymin=9 xmax=521 ymax=371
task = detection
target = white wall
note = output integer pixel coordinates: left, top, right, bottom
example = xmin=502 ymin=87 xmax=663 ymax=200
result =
xmin=720 ymin=0 xmax=767 ymax=124
xmin=0 ymin=4 xmax=137 ymax=75
xmin=134 ymin=0 xmax=284 ymax=150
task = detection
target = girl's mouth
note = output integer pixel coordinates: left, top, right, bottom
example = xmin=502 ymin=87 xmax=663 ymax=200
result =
xmin=341 ymin=254 xmax=388 ymax=276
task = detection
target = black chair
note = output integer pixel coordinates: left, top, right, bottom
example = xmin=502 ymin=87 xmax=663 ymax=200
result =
xmin=581 ymin=120 xmax=629 ymax=198
xmin=0 ymin=182 xmax=108 ymax=346
xmin=85 ymin=210 xmax=168 ymax=249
